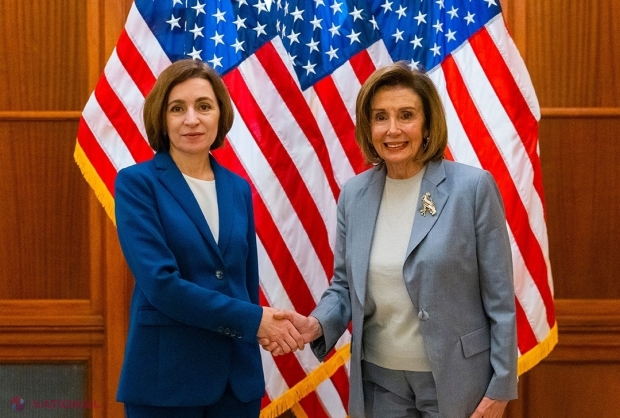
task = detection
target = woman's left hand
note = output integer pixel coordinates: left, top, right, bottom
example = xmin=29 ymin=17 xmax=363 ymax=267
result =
xmin=469 ymin=397 xmax=508 ymax=418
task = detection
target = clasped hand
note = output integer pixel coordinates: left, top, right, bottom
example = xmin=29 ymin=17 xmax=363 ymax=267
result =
xmin=256 ymin=308 xmax=322 ymax=356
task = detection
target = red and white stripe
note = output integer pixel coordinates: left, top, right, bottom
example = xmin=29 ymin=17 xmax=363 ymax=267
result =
xmin=428 ymin=15 xmax=554 ymax=356
xmin=77 ymin=3 xmax=554 ymax=416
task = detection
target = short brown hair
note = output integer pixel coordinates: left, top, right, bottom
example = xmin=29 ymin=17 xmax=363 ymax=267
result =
xmin=355 ymin=61 xmax=447 ymax=166
xmin=143 ymin=59 xmax=234 ymax=152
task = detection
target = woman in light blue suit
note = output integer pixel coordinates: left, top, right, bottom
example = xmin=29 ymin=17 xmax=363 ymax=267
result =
xmin=115 ymin=59 xmax=303 ymax=418
xmin=262 ymin=62 xmax=518 ymax=418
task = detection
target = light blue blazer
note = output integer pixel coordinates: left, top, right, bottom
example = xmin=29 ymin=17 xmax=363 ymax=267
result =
xmin=115 ymin=152 xmax=265 ymax=406
xmin=311 ymin=159 xmax=518 ymax=418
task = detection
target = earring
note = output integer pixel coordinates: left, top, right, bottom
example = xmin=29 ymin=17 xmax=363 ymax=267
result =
xmin=423 ymin=137 xmax=429 ymax=149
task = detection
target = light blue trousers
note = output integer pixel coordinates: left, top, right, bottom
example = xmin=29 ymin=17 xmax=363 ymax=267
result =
xmin=362 ymin=360 xmax=440 ymax=418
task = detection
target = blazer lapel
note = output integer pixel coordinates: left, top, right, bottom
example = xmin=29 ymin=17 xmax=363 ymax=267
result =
xmin=154 ymin=152 xmax=222 ymax=259
xmin=210 ymin=156 xmax=233 ymax=255
xmin=350 ymin=167 xmax=385 ymax=304
xmin=406 ymin=159 xmax=449 ymax=258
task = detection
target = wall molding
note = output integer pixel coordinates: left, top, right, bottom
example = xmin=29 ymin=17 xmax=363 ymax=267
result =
xmin=541 ymin=108 xmax=620 ymax=118
xmin=0 ymin=111 xmax=81 ymax=121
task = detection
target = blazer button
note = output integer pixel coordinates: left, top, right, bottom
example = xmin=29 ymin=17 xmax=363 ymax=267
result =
xmin=230 ymin=330 xmax=236 ymax=337
xmin=217 ymin=326 xmax=224 ymax=333
xmin=224 ymin=328 xmax=231 ymax=335
xmin=418 ymin=310 xmax=429 ymax=321
xmin=237 ymin=331 xmax=243 ymax=339
xmin=215 ymin=270 xmax=225 ymax=280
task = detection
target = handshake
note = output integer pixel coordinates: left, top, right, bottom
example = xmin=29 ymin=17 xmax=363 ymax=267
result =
xmin=256 ymin=307 xmax=323 ymax=356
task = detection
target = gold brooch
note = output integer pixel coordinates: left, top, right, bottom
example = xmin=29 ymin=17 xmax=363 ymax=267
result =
xmin=420 ymin=192 xmax=436 ymax=216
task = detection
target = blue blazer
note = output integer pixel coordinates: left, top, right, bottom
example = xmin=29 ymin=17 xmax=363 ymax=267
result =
xmin=115 ymin=152 xmax=265 ymax=406
xmin=311 ymin=159 xmax=518 ymax=418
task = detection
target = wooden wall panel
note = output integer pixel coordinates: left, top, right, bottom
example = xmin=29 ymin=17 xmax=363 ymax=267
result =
xmin=0 ymin=120 xmax=91 ymax=299
xmin=502 ymin=0 xmax=620 ymax=416
xmin=539 ymin=116 xmax=620 ymax=299
xmin=0 ymin=1 xmax=89 ymax=111
xmin=525 ymin=1 xmax=620 ymax=107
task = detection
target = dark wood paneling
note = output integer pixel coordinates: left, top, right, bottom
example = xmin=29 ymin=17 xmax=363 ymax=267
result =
xmin=539 ymin=116 xmax=620 ymax=299
xmin=0 ymin=1 xmax=89 ymax=111
xmin=526 ymin=0 xmax=620 ymax=107
xmin=0 ymin=120 xmax=91 ymax=299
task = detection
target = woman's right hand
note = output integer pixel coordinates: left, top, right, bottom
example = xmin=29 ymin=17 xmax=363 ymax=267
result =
xmin=256 ymin=307 xmax=305 ymax=354
xmin=259 ymin=310 xmax=323 ymax=356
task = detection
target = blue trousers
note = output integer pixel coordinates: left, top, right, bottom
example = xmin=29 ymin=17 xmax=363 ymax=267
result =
xmin=124 ymin=385 xmax=261 ymax=418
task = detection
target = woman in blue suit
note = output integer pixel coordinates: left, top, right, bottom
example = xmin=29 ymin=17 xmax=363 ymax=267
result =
xmin=115 ymin=59 xmax=303 ymax=418
xmin=262 ymin=62 xmax=518 ymax=418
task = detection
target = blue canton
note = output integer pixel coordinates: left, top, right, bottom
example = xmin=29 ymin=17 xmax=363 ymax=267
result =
xmin=135 ymin=0 xmax=501 ymax=90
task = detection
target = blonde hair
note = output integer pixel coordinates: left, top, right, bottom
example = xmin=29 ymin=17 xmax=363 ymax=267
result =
xmin=355 ymin=61 xmax=448 ymax=166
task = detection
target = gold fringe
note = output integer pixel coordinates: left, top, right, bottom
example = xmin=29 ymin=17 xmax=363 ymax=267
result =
xmin=290 ymin=403 xmax=309 ymax=418
xmin=74 ymin=141 xmax=116 ymax=225
xmin=517 ymin=322 xmax=558 ymax=375
xmin=259 ymin=343 xmax=351 ymax=418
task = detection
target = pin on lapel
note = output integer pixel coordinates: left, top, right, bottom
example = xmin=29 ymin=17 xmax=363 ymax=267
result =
xmin=420 ymin=192 xmax=436 ymax=216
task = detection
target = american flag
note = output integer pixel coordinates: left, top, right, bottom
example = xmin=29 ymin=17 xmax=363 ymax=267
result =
xmin=75 ymin=0 xmax=557 ymax=416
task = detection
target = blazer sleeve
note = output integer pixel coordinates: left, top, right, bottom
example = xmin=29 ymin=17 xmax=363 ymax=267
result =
xmin=242 ymin=180 xmax=260 ymax=306
xmin=475 ymin=171 xmax=518 ymax=400
xmin=310 ymin=182 xmax=353 ymax=361
xmin=114 ymin=167 xmax=263 ymax=343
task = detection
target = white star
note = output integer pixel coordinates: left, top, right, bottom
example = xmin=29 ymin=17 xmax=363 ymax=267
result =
xmin=330 ymin=0 xmax=343 ymax=14
xmin=408 ymin=59 xmax=420 ymax=70
xmin=346 ymin=29 xmax=361 ymax=44
xmin=349 ymin=6 xmax=364 ymax=21
xmin=253 ymin=22 xmax=267 ymax=37
xmin=392 ymin=28 xmax=404 ymax=42
xmin=291 ymin=6 xmax=304 ymax=21
xmin=310 ymin=16 xmax=323 ymax=30
xmin=233 ymin=15 xmax=247 ymax=30
xmin=395 ymin=5 xmax=407 ymax=19
xmin=464 ymin=12 xmax=475 ymax=25
xmin=306 ymin=38 xmax=320 ymax=54
xmin=166 ymin=14 xmax=181 ymax=30
xmin=288 ymin=52 xmax=297 ymax=65
xmin=254 ymin=0 xmax=269 ymax=14
xmin=187 ymin=47 xmax=202 ymax=60
xmin=231 ymin=38 xmax=245 ymax=53
xmin=325 ymin=45 xmax=339 ymax=61
xmin=172 ymin=0 xmax=183 ymax=6
xmin=436 ymin=0 xmax=445 ymax=9
xmin=328 ymin=22 xmax=341 ymax=37
xmin=414 ymin=11 xmax=427 ymax=25
xmin=369 ymin=15 xmax=379 ymax=30
xmin=430 ymin=43 xmax=441 ymax=56
xmin=208 ymin=54 xmax=223 ymax=68
xmin=213 ymin=9 xmax=226 ymax=23
xmin=484 ymin=0 xmax=498 ymax=7
xmin=314 ymin=0 xmax=325 ymax=6
xmin=445 ymin=29 xmax=457 ymax=42
xmin=410 ymin=35 xmax=423 ymax=49
xmin=238 ymin=0 xmax=248 ymax=6
xmin=211 ymin=32 xmax=225 ymax=46
xmin=192 ymin=1 xmax=206 ymax=16
xmin=302 ymin=60 xmax=317 ymax=75
xmin=433 ymin=20 xmax=443 ymax=33
xmin=189 ymin=24 xmax=204 ymax=39
xmin=447 ymin=6 xmax=459 ymax=19
xmin=287 ymin=29 xmax=301 ymax=44
xmin=380 ymin=0 xmax=393 ymax=13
